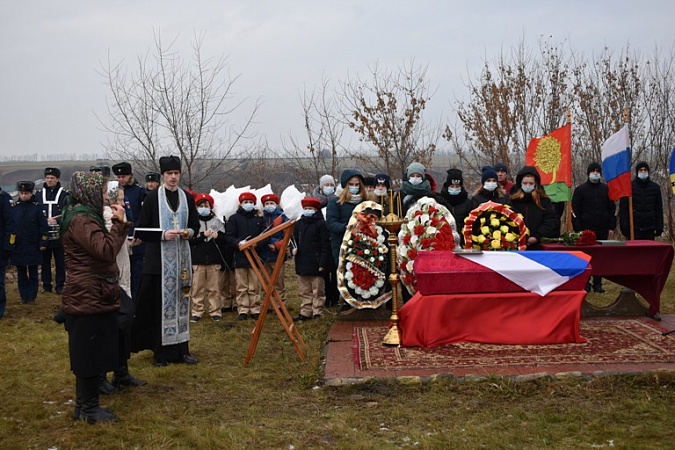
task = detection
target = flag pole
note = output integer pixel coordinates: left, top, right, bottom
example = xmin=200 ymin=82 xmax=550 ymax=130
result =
xmin=566 ymin=108 xmax=572 ymax=233
xmin=625 ymin=107 xmax=635 ymax=240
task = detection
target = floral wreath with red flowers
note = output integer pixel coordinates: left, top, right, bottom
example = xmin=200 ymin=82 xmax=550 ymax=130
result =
xmin=397 ymin=197 xmax=459 ymax=295
xmin=463 ymin=201 xmax=529 ymax=251
xmin=337 ymin=201 xmax=391 ymax=309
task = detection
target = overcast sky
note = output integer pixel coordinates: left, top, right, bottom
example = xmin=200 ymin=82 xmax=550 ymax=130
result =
xmin=1 ymin=1 xmax=673 ymax=159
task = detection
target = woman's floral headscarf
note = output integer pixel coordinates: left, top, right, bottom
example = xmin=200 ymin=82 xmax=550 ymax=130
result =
xmin=60 ymin=171 xmax=106 ymax=235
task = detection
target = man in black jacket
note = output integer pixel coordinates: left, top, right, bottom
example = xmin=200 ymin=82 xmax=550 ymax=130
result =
xmin=37 ymin=167 xmax=68 ymax=294
xmin=619 ymin=161 xmax=664 ymax=240
xmin=572 ymin=162 xmax=616 ymax=293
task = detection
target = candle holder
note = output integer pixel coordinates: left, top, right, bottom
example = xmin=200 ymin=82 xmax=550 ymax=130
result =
xmin=378 ymin=211 xmax=404 ymax=347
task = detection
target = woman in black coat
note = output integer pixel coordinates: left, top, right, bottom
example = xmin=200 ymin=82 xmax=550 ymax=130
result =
xmin=507 ymin=166 xmax=559 ymax=249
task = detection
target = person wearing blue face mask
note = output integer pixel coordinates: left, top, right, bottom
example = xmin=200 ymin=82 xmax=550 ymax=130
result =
xmin=311 ymin=174 xmax=337 ymax=208
xmin=260 ymin=193 xmax=290 ymax=307
xmin=189 ymin=193 xmax=227 ymax=322
xmin=326 ymin=169 xmax=366 ymax=268
xmin=572 ymin=162 xmax=616 ymax=293
xmin=507 ymin=166 xmax=559 ymax=249
xmin=470 ymin=166 xmax=508 ymax=210
xmin=619 ymin=161 xmax=663 ymax=240
xmin=292 ymin=197 xmax=331 ymax=321
xmin=440 ymin=168 xmax=471 ymax=245
xmin=400 ymin=162 xmax=451 ymax=215
xmin=224 ymin=192 xmax=270 ymax=320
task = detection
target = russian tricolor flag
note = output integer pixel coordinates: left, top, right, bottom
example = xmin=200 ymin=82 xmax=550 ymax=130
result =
xmin=457 ymin=251 xmax=591 ymax=296
xmin=601 ymin=124 xmax=633 ymax=201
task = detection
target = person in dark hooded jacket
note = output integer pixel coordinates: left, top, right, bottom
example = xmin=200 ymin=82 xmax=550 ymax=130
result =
xmin=619 ymin=161 xmax=664 ymax=240
xmin=292 ymin=197 xmax=331 ymax=321
xmin=439 ymin=168 xmax=471 ymax=244
xmin=470 ymin=166 xmax=508 ymax=209
xmin=572 ymin=162 xmax=616 ymax=293
xmin=224 ymin=192 xmax=270 ymax=320
xmin=507 ymin=166 xmax=559 ymax=249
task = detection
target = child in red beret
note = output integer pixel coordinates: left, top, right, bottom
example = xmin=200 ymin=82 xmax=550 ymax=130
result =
xmin=292 ymin=197 xmax=331 ymax=321
xmin=224 ymin=192 xmax=269 ymax=320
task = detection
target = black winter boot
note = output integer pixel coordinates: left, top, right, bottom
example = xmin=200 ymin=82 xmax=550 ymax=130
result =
xmin=112 ymin=365 xmax=147 ymax=387
xmin=72 ymin=377 xmax=83 ymax=420
xmin=79 ymin=376 xmax=119 ymax=424
xmin=99 ymin=374 xmax=120 ymax=395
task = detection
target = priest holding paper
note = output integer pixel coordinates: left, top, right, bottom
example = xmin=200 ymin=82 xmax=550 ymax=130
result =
xmin=130 ymin=155 xmax=200 ymax=367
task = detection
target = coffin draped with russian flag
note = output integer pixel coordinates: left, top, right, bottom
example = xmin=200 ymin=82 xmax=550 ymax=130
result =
xmin=601 ymin=124 xmax=632 ymax=201
xmin=414 ymin=251 xmax=592 ymax=296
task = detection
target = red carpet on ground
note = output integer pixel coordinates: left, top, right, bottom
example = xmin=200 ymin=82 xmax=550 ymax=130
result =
xmin=354 ymin=319 xmax=675 ymax=371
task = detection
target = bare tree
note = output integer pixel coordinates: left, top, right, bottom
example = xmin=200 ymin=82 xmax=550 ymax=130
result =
xmin=340 ymin=61 xmax=444 ymax=179
xmin=278 ymin=76 xmax=345 ymax=189
xmin=99 ymin=31 xmax=259 ymax=190
xmin=451 ymin=38 xmax=574 ymax=180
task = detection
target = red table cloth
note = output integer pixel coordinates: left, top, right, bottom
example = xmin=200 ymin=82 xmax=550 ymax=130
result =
xmin=414 ymin=251 xmax=591 ymax=295
xmin=399 ymin=291 xmax=587 ymax=347
xmin=540 ymin=241 xmax=674 ymax=316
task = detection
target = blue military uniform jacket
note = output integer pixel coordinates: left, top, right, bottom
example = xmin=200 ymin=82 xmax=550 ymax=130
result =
xmin=10 ymin=195 xmax=49 ymax=266
xmin=0 ymin=189 xmax=17 ymax=266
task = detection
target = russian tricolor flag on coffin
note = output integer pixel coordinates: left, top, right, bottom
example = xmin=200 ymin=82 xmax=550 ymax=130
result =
xmin=414 ymin=251 xmax=592 ymax=296
xmin=601 ymin=124 xmax=633 ymax=201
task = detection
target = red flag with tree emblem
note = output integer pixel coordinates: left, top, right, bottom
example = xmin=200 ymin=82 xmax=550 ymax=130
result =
xmin=525 ymin=124 xmax=572 ymax=202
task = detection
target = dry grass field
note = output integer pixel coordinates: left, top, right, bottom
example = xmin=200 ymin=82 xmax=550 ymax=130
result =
xmin=1 ymin=260 xmax=675 ymax=449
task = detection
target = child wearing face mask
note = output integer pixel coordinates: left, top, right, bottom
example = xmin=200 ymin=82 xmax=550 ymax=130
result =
xmin=470 ymin=166 xmax=508 ymax=210
xmin=326 ymin=169 xmax=366 ymax=268
xmin=259 ymin=193 xmax=290 ymax=307
xmin=311 ymin=175 xmax=339 ymax=308
xmin=506 ymin=166 xmax=559 ymax=249
xmin=225 ymin=192 xmax=270 ymax=320
xmin=292 ymin=197 xmax=331 ymax=321
xmin=189 ymin=193 xmax=227 ymax=322
xmin=367 ymin=173 xmax=398 ymax=215
xmin=311 ymin=174 xmax=337 ymax=208
xmin=439 ymin=168 xmax=471 ymax=245
xmin=400 ymin=162 xmax=452 ymax=215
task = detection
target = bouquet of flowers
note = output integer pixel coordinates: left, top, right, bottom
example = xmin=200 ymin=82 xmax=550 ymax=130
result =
xmin=541 ymin=230 xmax=597 ymax=246
xmin=463 ymin=201 xmax=529 ymax=251
xmin=397 ymin=197 xmax=459 ymax=295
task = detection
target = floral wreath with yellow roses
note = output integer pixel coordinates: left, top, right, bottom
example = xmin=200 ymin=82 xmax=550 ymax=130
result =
xmin=463 ymin=201 xmax=529 ymax=251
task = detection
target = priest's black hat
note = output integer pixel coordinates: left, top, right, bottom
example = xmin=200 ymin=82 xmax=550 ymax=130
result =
xmin=159 ymin=155 xmax=181 ymax=173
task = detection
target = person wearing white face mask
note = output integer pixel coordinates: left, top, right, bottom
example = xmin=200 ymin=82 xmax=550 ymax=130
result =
xmin=572 ymin=162 xmax=616 ymax=293
xmin=367 ymin=173 xmax=398 ymax=215
xmin=292 ymin=197 xmax=331 ymax=321
xmin=470 ymin=166 xmax=507 ymax=210
xmin=619 ymin=161 xmax=663 ymax=240
xmin=326 ymin=169 xmax=366 ymax=268
xmin=311 ymin=174 xmax=337 ymax=208
xmin=440 ymin=168 xmax=471 ymax=245
xmin=311 ymin=175 xmax=340 ymax=307
xmin=189 ymin=193 xmax=226 ymax=322
xmin=224 ymin=192 xmax=270 ymax=320
xmin=507 ymin=166 xmax=559 ymax=249
xmin=260 ymin=193 xmax=290 ymax=308
xmin=400 ymin=162 xmax=451 ymax=215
